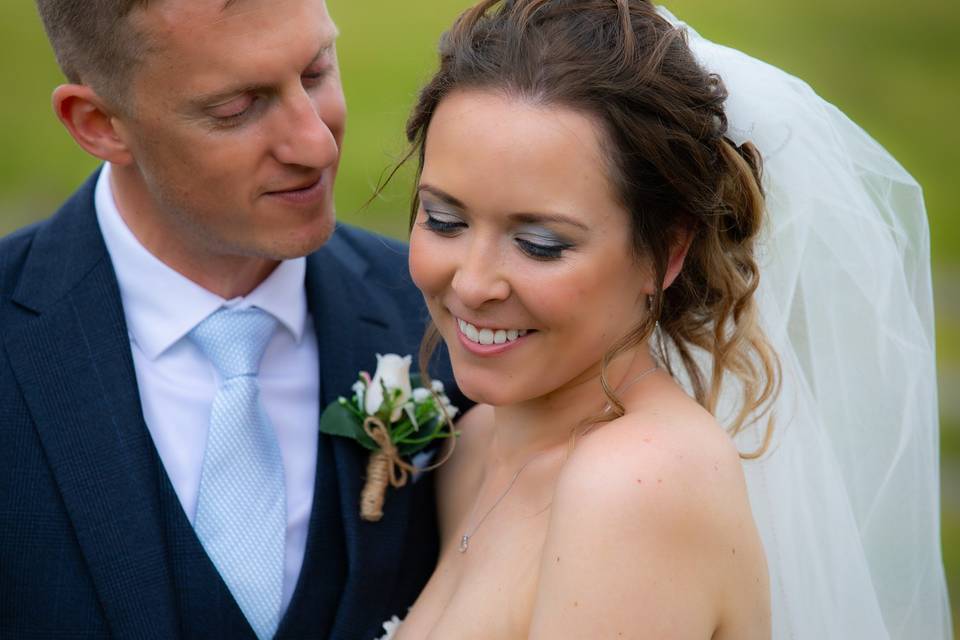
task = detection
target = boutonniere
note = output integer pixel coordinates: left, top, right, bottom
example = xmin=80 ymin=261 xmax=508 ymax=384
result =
xmin=320 ymin=354 xmax=459 ymax=522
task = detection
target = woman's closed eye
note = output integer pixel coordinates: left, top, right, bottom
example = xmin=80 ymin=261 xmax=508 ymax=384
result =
xmin=420 ymin=205 xmax=574 ymax=260
xmin=515 ymin=232 xmax=573 ymax=261
xmin=421 ymin=209 xmax=467 ymax=235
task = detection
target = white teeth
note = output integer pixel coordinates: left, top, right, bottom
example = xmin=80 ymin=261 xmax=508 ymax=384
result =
xmin=457 ymin=319 xmax=528 ymax=346
xmin=465 ymin=323 xmax=479 ymax=342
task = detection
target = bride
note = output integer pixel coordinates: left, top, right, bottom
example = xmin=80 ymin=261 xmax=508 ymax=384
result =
xmin=383 ymin=1 xmax=951 ymax=638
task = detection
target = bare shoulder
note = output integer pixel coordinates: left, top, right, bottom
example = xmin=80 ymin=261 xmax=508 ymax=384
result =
xmin=559 ymin=394 xmax=745 ymax=518
xmin=549 ymin=396 xmax=750 ymax=578
xmin=529 ymin=383 xmax=769 ymax=639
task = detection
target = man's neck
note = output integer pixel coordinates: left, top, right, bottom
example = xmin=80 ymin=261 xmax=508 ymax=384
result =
xmin=109 ymin=164 xmax=280 ymax=299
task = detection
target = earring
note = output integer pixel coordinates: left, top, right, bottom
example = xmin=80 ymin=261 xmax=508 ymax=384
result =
xmin=648 ymin=295 xmax=666 ymax=362
xmin=646 ymin=295 xmax=659 ymax=327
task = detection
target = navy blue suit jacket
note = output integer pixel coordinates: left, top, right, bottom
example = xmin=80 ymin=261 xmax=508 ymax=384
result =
xmin=0 ymin=172 xmax=458 ymax=639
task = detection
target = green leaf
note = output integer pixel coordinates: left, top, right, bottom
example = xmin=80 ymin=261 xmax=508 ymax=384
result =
xmin=396 ymin=414 xmax=458 ymax=456
xmin=319 ymin=400 xmax=377 ymax=451
xmin=414 ymin=400 xmax=437 ymax=422
xmin=319 ymin=369 xmax=453 ymax=458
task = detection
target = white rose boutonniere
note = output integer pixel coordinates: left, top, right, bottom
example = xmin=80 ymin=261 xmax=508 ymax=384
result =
xmin=363 ymin=354 xmax=413 ymax=422
xmin=320 ymin=354 xmax=459 ymax=521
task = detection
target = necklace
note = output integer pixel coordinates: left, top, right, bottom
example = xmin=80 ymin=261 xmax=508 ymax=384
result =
xmin=459 ymin=455 xmax=538 ymax=553
xmin=608 ymin=364 xmax=659 ymax=405
xmin=458 ymin=365 xmax=659 ymax=554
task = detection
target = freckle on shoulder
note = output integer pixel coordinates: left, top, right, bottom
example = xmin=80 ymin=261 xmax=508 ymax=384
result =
xmin=587 ymin=401 xmax=732 ymax=453
xmin=560 ymin=404 xmax=742 ymax=501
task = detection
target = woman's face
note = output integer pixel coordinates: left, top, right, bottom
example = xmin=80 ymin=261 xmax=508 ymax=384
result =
xmin=409 ymin=90 xmax=652 ymax=407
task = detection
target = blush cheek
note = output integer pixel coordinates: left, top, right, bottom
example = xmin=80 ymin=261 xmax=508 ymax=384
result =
xmin=408 ymin=231 xmax=448 ymax=300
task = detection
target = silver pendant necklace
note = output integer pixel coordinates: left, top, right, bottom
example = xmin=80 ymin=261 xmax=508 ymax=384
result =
xmin=458 ymin=365 xmax=658 ymax=554
xmin=459 ymin=456 xmax=536 ymax=553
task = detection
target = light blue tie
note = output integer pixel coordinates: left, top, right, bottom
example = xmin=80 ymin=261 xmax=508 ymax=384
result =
xmin=189 ymin=307 xmax=286 ymax=640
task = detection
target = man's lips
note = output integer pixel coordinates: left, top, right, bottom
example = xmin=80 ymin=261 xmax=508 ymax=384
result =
xmin=263 ymin=175 xmax=326 ymax=205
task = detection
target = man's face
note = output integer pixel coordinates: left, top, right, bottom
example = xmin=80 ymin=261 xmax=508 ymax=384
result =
xmin=116 ymin=0 xmax=345 ymax=264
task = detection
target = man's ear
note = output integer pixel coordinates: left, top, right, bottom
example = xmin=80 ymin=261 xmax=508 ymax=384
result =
xmin=52 ymin=84 xmax=133 ymax=165
xmin=662 ymin=227 xmax=693 ymax=291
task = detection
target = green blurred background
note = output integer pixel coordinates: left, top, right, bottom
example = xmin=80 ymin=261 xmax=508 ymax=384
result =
xmin=2 ymin=0 xmax=957 ymax=630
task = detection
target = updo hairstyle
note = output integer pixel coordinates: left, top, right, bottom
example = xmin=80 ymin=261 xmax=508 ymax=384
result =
xmin=407 ymin=0 xmax=780 ymax=454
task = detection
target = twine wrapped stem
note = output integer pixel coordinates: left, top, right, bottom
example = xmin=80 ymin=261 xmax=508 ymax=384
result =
xmin=360 ymin=416 xmax=419 ymax=522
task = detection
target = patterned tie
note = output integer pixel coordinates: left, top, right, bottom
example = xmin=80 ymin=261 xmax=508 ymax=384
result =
xmin=188 ymin=307 xmax=286 ymax=640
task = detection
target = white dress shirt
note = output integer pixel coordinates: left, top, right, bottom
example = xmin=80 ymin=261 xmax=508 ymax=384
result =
xmin=95 ymin=164 xmax=319 ymax=613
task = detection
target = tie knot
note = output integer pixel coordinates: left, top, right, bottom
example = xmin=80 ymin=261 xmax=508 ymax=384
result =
xmin=189 ymin=307 xmax=279 ymax=379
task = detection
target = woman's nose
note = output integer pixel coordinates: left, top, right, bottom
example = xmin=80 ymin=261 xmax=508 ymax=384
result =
xmin=450 ymin=241 xmax=511 ymax=309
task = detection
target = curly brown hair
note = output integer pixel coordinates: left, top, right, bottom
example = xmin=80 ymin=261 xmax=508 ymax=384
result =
xmin=404 ymin=0 xmax=779 ymax=455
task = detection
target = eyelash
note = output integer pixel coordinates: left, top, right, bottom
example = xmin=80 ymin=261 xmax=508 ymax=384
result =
xmin=211 ymin=69 xmax=329 ymax=128
xmin=213 ymin=103 xmax=256 ymax=127
xmin=421 ymin=211 xmax=571 ymax=261
xmin=516 ymin=238 xmax=568 ymax=260
xmin=421 ymin=212 xmax=466 ymax=235
xmin=302 ymin=69 xmax=328 ymax=84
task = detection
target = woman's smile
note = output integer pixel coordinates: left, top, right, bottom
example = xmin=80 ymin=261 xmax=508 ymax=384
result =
xmin=454 ymin=316 xmax=534 ymax=356
xmin=456 ymin=318 xmax=530 ymax=345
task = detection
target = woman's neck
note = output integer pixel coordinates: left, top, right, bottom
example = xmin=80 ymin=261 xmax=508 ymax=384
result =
xmin=486 ymin=347 xmax=658 ymax=470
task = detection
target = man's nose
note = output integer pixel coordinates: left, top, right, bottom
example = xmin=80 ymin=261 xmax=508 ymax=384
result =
xmin=271 ymin=90 xmax=340 ymax=169
xmin=451 ymin=240 xmax=511 ymax=309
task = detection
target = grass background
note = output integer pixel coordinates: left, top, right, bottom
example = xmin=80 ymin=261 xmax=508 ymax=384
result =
xmin=1 ymin=0 xmax=957 ymax=631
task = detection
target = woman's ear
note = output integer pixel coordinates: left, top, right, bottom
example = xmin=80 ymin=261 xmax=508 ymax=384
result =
xmin=662 ymin=227 xmax=693 ymax=290
xmin=52 ymin=84 xmax=133 ymax=165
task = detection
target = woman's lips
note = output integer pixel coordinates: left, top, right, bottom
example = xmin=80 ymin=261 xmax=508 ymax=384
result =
xmin=454 ymin=317 xmax=533 ymax=356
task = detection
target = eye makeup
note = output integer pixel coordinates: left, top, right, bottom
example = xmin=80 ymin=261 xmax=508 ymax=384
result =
xmin=514 ymin=226 xmax=574 ymax=260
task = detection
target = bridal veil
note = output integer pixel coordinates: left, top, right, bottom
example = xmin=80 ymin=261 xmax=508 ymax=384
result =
xmin=659 ymin=8 xmax=953 ymax=639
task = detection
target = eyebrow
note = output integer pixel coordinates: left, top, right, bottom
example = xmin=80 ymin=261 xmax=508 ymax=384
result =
xmin=190 ymin=40 xmax=337 ymax=108
xmin=418 ymin=184 xmax=590 ymax=231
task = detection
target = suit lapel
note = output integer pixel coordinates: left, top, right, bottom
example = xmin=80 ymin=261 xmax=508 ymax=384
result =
xmin=4 ymin=174 xmax=178 ymax=638
xmin=297 ymin=232 xmax=419 ymax=636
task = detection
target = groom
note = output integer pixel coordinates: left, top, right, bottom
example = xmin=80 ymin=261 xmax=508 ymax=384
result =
xmin=0 ymin=1 xmax=453 ymax=638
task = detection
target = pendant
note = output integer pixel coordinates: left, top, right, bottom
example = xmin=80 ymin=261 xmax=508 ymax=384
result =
xmin=459 ymin=535 xmax=470 ymax=553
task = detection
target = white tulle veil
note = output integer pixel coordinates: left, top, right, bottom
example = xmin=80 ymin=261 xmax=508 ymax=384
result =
xmin=656 ymin=7 xmax=952 ymax=639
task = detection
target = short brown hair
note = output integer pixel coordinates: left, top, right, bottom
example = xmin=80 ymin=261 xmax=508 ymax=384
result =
xmin=35 ymin=0 xmax=152 ymax=109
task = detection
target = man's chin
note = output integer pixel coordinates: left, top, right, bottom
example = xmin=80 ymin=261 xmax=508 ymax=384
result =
xmin=266 ymin=215 xmax=337 ymax=260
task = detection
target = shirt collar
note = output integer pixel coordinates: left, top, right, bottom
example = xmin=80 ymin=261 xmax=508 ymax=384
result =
xmin=95 ymin=163 xmax=308 ymax=361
